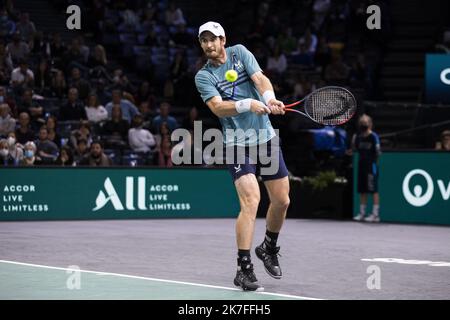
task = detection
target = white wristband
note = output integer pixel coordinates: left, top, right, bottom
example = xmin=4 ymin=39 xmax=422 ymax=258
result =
xmin=263 ymin=90 xmax=276 ymax=105
xmin=235 ymin=99 xmax=252 ymax=113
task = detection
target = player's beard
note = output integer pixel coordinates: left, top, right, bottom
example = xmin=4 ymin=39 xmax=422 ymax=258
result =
xmin=206 ymin=46 xmax=224 ymax=60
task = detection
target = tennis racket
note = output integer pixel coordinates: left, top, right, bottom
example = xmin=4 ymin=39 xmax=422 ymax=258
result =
xmin=284 ymin=86 xmax=357 ymax=126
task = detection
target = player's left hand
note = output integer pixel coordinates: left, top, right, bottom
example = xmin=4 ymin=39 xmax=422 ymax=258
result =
xmin=267 ymin=99 xmax=285 ymax=115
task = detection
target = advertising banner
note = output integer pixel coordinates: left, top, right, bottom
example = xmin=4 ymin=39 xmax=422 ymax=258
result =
xmin=0 ymin=168 xmax=239 ymax=221
xmin=353 ymin=152 xmax=450 ymax=225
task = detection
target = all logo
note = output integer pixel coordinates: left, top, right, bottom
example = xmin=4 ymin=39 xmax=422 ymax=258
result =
xmin=93 ymin=177 xmax=147 ymax=211
xmin=402 ymin=169 xmax=450 ymax=207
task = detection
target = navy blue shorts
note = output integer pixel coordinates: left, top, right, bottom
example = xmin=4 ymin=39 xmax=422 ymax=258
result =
xmin=225 ymin=137 xmax=289 ymax=182
xmin=357 ymin=161 xmax=379 ymax=193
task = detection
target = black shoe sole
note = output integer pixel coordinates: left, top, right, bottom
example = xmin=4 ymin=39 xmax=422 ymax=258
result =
xmin=255 ymin=247 xmax=282 ymax=280
xmin=233 ymin=278 xmax=264 ymax=292
xmin=262 ymin=265 xmax=282 ymax=279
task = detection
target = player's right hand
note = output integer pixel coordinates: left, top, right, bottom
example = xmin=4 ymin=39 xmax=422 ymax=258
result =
xmin=250 ymin=100 xmax=271 ymax=115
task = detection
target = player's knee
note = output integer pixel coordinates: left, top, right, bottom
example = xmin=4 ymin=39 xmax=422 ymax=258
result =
xmin=272 ymin=196 xmax=290 ymax=210
xmin=242 ymin=195 xmax=260 ymax=212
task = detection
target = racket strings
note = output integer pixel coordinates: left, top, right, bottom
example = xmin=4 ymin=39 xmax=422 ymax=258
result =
xmin=305 ymin=88 xmax=356 ymax=125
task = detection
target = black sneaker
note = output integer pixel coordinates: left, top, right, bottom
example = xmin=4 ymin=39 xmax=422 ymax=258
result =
xmin=255 ymin=243 xmax=282 ymax=279
xmin=233 ymin=261 xmax=264 ymax=291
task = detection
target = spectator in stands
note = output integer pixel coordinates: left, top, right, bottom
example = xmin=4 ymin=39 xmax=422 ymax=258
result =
xmin=0 ymin=138 xmax=15 ymax=166
xmin=20 ymin=141 xmax=41 ymax=166
xmin=324 ymin=53 xmax=350 ymax=85
xmin=435 ymin=130 xmax=450 ymax=151
xmin=102 ymin=104 xmax=129 ymax=146
xmin=257 ymin=1 xmax=270 ymax=20
xmin=350 ymin=53 xmax=374 ymax=97
xmin=111 ymin=69 xmax=134 ymax=93
xmin=85 ymin=92 xmax=108 ymax=123
xmin=291 ymin=43 xmax=314 ymax=67
xmin=5 ymin=131 xmax=23 ymax=163
xmin=118 ymin=8 xmax=139 ymax=33
xmin=87 ymin=45 xmax=110 ymax=80
xmin=88 ymin=44 xmax=108 ymax=68
xmin=70 ymin=120 xmax=92 ymax=149
xmin=15 ymin=112 xmax=35 ymax=144
xmin=6 ymin=32 xmax=30 ymax=64
xmin=75 ymin=35 xmax=90 ymax=64
xmin=247 ymin=17 xmax=265 ymax=46
xmin=290 ymin=76 xmax=312 ymax=101
xmin=59 ymin=87 xmax=87 ymax=121
xmin=170 ymin=49 xmax=189 ymax=103
xmin=134 ymin=81 xmax=154 ymax=107
xmin=138 ymin=101 xmax=154 ymax=126
xmin=265 ymin=15 xmax=282 ymax=39
xmin=79 ymin=141 xmax=112 ymax=166
xmin=50 ymin=32 xmax=66 ymax=67
xmin=88 ymin=0 xmax=105 ymax=37
xmin=18 ymin=88 xmax=44 ymax=131
xmin=128 ymin=114 xmax=156 ymax=153
xmin=171 ymin=24 xmax=194 ymax=48
xmin=144 ymin=26 xmax=160 ymax=47
xmin=312 ymin=0 xmax=331 ymax=31
xmin=158 ymin=135 xmax=173 ymax=167
xmin=68 ymin=67 xmax=90 ymax=100
xmin=45 ymin=115 xmax=61 ymax=148
xmin=50 ymin=69 xmax=67 ymax=98
xmin=152 ymin=102 xmax=178 ymax=134
xmin=16 ymin=12 xmax=36 ymax=44
xmin=55 ymin=146 xmax=74 ymax=166
xmin=163 ymin=78 xmax=175 ymax=101
xmin=35 ymin=125 xmax=59 ymax=164
xmin=0 ymin=86 xmax=14 ymax=114
xmin=0 ymin=40 xmax=13 ymax=84
xmin=105 ymin=89 xmax=139 ymax=123
xmin=0 ymin=8 xmax=16 ymax=38
xmin=266 ymin=46 xmax=287 ymax=75
xmin=11 ymin=58 xmax=34 ymax=92
xmin=0 ymin=103 xmax=15 ymax=136
xmin=165 ymin=2 xmax=186 ymax=27
xmin=73 ymin=138 xmax=88 ymax=163
xmin=299 ymin=27 xmax=318 ymax=55
xmin=140 ymin=5 xmax=157 ymax=33
xmin=154 ymin=121 xmax=171 ymax=148
xmin=274 ymin=27 xmax=294 ymax=55
xmin=170 ymin=49 xmax=188 ymax=82
xmin=30 ymin=31 xmax=50 ymax=57
xmin=34 ymin=59 xmax=52 ymax=95
xmin=182 ymin=106 xmax=199 ymax=132
xmin=93 ymin=78 xmax=111 ymax=106
xmin=351 ymin=114 xmax=381 ymax=223
xmin=314 ymin=36 xmax=331 ymax=71
xmin=64 ymin=38 xmax=86 ymax=73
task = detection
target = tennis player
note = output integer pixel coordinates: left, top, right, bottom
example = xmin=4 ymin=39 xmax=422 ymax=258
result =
xmin=195 ymin=22 xmax=290 ymax=291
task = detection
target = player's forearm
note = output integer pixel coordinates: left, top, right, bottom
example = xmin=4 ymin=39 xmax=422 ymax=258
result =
xmin=213 ymin=100 xmax=240 ymax=118
xmin=253 ymin=73 xmax=274 ymax=98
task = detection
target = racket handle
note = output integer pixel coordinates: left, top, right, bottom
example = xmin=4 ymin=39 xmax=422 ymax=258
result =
xmin=285 ymin=101 xmax=302 ymax=108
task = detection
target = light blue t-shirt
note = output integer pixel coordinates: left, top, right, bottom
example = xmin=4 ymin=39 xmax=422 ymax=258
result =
xmin=195 ymin=44 xmax=276 ymax=146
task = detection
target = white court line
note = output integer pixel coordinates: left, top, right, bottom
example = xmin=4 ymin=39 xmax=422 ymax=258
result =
xmin=0 ymin=259 xmax=321 ymax=300
xmin=361 ymin=258 xmax=450 ymax=267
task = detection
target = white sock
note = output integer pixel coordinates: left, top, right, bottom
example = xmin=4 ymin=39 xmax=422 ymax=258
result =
xmin=372 ymin=205 xmax=379 ymax=216
xmin=359 ymin=205 xmax=366 ymax=215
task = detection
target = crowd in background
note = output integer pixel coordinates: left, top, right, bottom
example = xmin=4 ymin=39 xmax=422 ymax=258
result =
xmin=4 ymin=0 xmax=447 ymax=174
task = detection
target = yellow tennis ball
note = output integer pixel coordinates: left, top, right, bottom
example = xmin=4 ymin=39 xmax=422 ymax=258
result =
xmin=225 ymin=69 xmax=238 ymax=82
